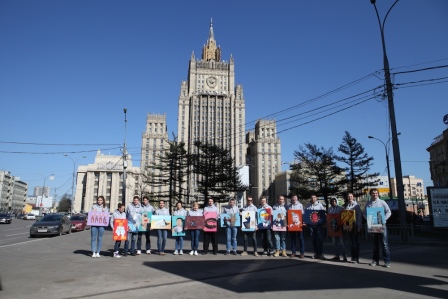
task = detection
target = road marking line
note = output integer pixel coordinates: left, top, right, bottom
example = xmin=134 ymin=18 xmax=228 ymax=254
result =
xmin=0 ymin=238 xmax=45 ymax=249
xmin=2 ymin=227 xmax=26 ymax=231
xmin=5 ymin=232 xmax=30 ymax=237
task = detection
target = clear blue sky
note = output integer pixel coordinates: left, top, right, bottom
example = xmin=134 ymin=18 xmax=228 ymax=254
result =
xmin=1 ymin=0 xmax=447 ymax=198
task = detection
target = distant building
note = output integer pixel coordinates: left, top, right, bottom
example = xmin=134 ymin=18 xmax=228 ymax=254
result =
xmin=274 ymin=170 xmax=291 ymax=202
xmin=390 ymin=175 xmax=425 ymax=199
xmin=33 ymin=186 xmax=50 ymax=197
xmin=427 ymin=127 xmax=448 ymax=187
xmin=0 ymin=171 xmax=28 ymax=213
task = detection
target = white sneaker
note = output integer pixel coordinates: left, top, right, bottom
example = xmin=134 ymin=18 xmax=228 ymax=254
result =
xmin=136 ymin=250 xmax=141 ymax=255
xmin=92 ymin=253 xmax=96 ymax=258
xmin=194 ymin=251 xmax=198 ymax=256
xmin=189 ymin=250 xmax=194 ymax=255
xmin=96 ymin=252 xmax=100 ymax=258
xmin=146 ymin=250 xmax=151 ymax=255
xmin=174 ymin=250 xmax=178 ymax=255
xmin=179 ymin=250 xmax=183 ymax=255
xmin=113 ymin=251 xmax=121 ymax=258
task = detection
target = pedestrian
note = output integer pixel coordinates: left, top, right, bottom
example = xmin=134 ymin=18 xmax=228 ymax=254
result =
xmin=110 ymin=203 xmax=126 ymax=258
xmin=344 ymin=193 xmax=363 ymax=263
xmin=90 ymin=195 xmax=109 ymax=258
xmin=328 ymin=197 xmax=347 ymax=262
xmin=241 ymin=196 xmax=258 ymax=256
xmin=154 ymin=200 xmax=170 ymax=255
xmin=124 ymin=195 xmax=142 ymax=256
xmin=306 ymin=194 xmax=325 ymax=259
xmin=203 ymin=197 xmax=219 ymax=255
xmin=137 ymin=196 xmax=154 ymax=255
xmin=259 ymin=196 xmax=274 ymax=256
xmin=173 ymin=201 xmax=187 ymax=255
xmin=288 ymin=194 xmax=305 ymax=258
xmin=187 ymin=202 xmax=203 ymax=256
xmin=223 ymin=198 xmax=239 ymax=255
xmin=363 ymin=188 xmax=392 ymax=268
xmin=272 ymin=196 xmax=288 ymax=257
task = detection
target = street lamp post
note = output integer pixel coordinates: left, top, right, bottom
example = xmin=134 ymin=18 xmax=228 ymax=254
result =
xmin=64 ymin=154 xmax=86 ymax=213
xmin=370 ymin=0 xmax=407 ymax=230
xmin=368 ymin=135 xmax=393 ymax=201
xmin=37 ymin=173 xmax=54 ymax=216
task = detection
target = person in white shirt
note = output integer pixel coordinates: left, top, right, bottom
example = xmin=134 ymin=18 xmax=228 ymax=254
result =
xmin=154 ymin=200 xmax=170 ymax=255
xmin=259 ymin=196 xmax=274 ymax=256
xmin=203 ymin=197 xmax=219 ymax=255
xmin=172 ymin=201 xmax=187 ymax=255
xmin=137 ymin=196 xmax=154 ymax=255
xmin=288 ymin=194 xmax=305 ymax=258
xmin=344 ymin=193 xmax=363 ymax=263
xmin=187 ymin=202 xmax=203 ymax=256
xmin=241 ymin=197 xmax=258 ymax=256
xmin=272 ymin=196 xmax=288 ymax=257
xmin=223 ymin=198 xmax=239 ymax=255
xmin=305 ymin=194 xmax=325 ymax=259
xmin=328 ymin=197 xmax=347 ymax=262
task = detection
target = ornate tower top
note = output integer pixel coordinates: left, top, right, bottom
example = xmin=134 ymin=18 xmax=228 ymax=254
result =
xmin=202 ymin=19 xmax=221 ymax=62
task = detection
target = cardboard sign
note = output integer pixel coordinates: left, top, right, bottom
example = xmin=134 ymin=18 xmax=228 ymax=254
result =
xmin=87 ymin=211 xmax=110 ymax=227
xmin=241 ymin=211 xmax=256 ymax=232
xmin=204 ymin=212 xmax=218 ymax=232
xmin=287 ymin=210 xmax=302 ymax=232
xmin=366 ymin=207 xmax=386 ymax=233
xmin=327 ymin=213 xmax=343 ymax=237
xmin=257 ymin=208 xmax=272 ymax=229
xmin=220 ymin=213 xmax=241 ymax=228
xmin=171 ymin=216 xmax=185 ymax=236
xmin=341 ymin=210 xmax=356 ymax=232
xmin=185 ymin=216 xmax=205 ymax=230
xmin=272 ymin=210 xmax=287 ymax=231
xmin=113 ymin=219 xmax=128 ymax=241
xmin=151 ymin=215 xmax=171 ymax=229
xmin=139 ymin=212 xmax=152 ymax=232
xmin=303 ymin=210 xmax=326 ymax=226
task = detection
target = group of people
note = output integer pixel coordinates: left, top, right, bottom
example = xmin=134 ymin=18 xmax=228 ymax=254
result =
xmin=89 ymin=188 xmax=391 ymax=268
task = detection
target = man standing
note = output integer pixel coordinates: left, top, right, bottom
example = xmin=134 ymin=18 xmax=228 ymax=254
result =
xmin=328 ymin=197 xmax=347 ymax=262
xmin=344 ymin=193 xmax=363 ymax=263
xmin=223 ymin=198 xmax=239 ymax=255
xmin=306 ymin=195 xmax=325 ymax=259
xmin=288 ymin=194 xmax=305 ymax=258
xmin=154 ymin=200 xmax=170 ymax=256
xmin=259 ymin=196 xmax=274 ymax=257
xmin=137 ymin=196 xmax=154 ymax=255
xmin=273 ymin=196 xmax=288 ymax=257
xmin=241 ymin=196 xmax=258 ymax=256
xmin=124 ymin=195 xmax=142 ymax=256
xmin=203 ymin=197 xmax=219 ymax=255
xmin=363 ymin=188 xmax=391 ymax=268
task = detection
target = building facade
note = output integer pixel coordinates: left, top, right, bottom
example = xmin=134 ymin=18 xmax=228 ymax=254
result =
xmin=74 ymin=150 xmax=140 ymax=213
xmin=176 ymin=21 xmax=246 ymax=200
xmin=33 ymin=186 xmax=50 ymax=197
xmin=0 ymin=171 xmax=28 ymax=213
xmin=390 ymin=175 xmax=425 ymax=199
xmin=427 ymin=127 xmax=448 ymax=187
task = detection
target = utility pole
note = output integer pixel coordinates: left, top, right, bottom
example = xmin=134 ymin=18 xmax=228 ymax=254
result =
xmin=122 ymin=108 xmax=128 ymax=206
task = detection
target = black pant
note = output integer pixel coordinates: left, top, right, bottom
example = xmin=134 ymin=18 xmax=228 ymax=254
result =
xmin=137 ymin=230 xmax=151 ymax=251
xmin=260 ymin=229 xmax=273 ymax=252
xmin=348 ymin=230 xmax=360 ymax=261
xmin=203 ymin=232 xmax=218 ymax=254
xmin=243 ymin=231 xmax=257 ymax=252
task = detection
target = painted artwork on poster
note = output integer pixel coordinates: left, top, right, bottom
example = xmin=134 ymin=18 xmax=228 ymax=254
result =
xmin=241 ymin=211 xmax=256 ymax=232
xmin=257 ymin=208 xmax=272 ymax=229
xmin=341 ymin=210 xmax=356 ymax=232
xmin=272 ymin=210 xmax=287 ymax=231
xmin=139 ymin=212 xmax=152 ymax=232
xmin=185 ymin=216 xmax=205 ymax=230
xmin=303 ymin=210 xmax=326 ymax=226
xmin=204 ymin=212 xmax=218 ymax=232
xmin=327 ymin=214 xmax=343 ymax=237
xmin=171 ymin=216 xmax=185 ymax=236
xmin=220 ymin=213 xmax=241 ymax=227
xmin=127 ymin=211 xmax=141 ymax=233
xmin=287 ymin=210 xmax=302 ymax=232
xmin=151 ymin=215 xmax=171 ymax=230
xmin=113 ymin=219 xmax=128 ymax=241
xmin=87 ymin=211 xmax=110 ymax=227
xmin=366 ymin=207 xmax=385 ymax=233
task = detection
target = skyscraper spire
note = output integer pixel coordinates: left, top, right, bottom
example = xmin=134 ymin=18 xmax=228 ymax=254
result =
xmin=202 ymin=19 xmax=220 ymax=61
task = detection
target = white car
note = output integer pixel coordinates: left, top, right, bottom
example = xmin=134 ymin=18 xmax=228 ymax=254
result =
xmin=25 ymin=214 xmax=36 ymax=220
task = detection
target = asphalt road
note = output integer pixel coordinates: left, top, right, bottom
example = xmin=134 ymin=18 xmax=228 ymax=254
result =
xmin=0 ymin=226 xmax=447 ymax=299
xmin=0 ymin=218 xmax=38 ymax=248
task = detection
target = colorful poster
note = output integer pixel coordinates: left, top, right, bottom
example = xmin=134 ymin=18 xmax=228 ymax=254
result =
xmin=366 ymin=207 xmax=386 ymax=233
xmin=151 ymin=215 xmax=171 ymax=229
xmin=204 ymin=212 xmax=218 ymax=232
xmin=171 ymin=216 xmax=185 ymax=236
xmin=220 ymin=213 xmax=241 ymax=227
xmin=272 ymin=210 xmax=287 ymax=231
xmin=257 ymin=208 xmax=272 ymax=229
xmin=241 ymin=211 xmax=256 ymax=232
xmin=287 ymin=210 xmax=302 ymax=232
xmin=341 ymin=210 xmax=356 ymax=232
xmin=185 ymin=216 xmax=204 ymax=230
xmin=139 ymin=212 xmax=152 ymax=232
xmin=87 ymin=211 xmax=110 ymax=227
xmin=327 ymin=214 xmax=343 ymax=237
xmin=303 ymin=210 xmax=326 ymax=226
xmin=113 ymin=219 xmax=128 ymax=241
xmin=127 ymin=212 xmax=141 ymax=233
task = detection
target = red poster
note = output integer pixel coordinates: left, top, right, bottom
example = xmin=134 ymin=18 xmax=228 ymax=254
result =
xmin=327 ymin=214 xmax=343 ymax=237
xmin=113 ymin=219 xmax=128 ymax=241
xmin=287 ymin=210 xmax=302 ymax=232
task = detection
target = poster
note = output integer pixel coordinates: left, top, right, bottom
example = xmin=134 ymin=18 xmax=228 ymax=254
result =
xmin=151 ymin=215 xmax=171 ymax=229
xmin=341 ymin=210 xmax=356 ymax=232
xmin=327 ymin=213 xmax=343 ymax=237
xmin=241 ymin=211 xmax=256 ymax=232
xmin=303 ymin=210 xmax=326 ymax=226
xmin=127 ymin=211 xmax=141 ymax=233
xmin=185 ymin=216 xmax=204 ymax=230
xmin=272 ymin=210 xmax=287 ymax=231
xmin=366 ymin=207 xmax=386 ymax=233
xmin=427 ymin=187 xmax=448 ymax=228
xmin=113 ymin=219 xmax=128 ymax=241
xmin=171 ymin=216 xmax=185 ymax=237
xmin=257 ymin=208 xmax=272 ymax=229
xmin=204 ymin=211 xmax=218 ymax=232
xmin=287 ymin=210 xmax=302 ymax=232
xmin=87 ymin=211 xmax=110 ymax=227
xmin=220 ymin=213 xmax=241 ymax=227
xmin=139 ymin=211 xmax=152 ymax=232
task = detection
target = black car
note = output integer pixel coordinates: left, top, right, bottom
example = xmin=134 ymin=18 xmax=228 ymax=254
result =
xmin=0 ymin=213 xmax=12 ymax=224
xmin=29 ymin=214 xmax=72 ymax=237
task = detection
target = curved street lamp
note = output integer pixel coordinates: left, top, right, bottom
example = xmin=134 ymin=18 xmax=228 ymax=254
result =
xmin=64 ymin=154 xmax=86 ymax=213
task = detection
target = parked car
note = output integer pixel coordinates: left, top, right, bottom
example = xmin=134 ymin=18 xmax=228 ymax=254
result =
xmin=17 ymin=213 xmax=26 ymax=219
xmin=0 ymin=213 xmax=12 ymax=224
xmin=25 ymin=214 xmax=36 ymax=220
xmin=29 ymin=214 xmax=72 ymax=237
xmin=70 ymin=214 xmax=89 ymax=232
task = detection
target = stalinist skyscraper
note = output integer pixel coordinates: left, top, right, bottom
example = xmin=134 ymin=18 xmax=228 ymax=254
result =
xmin=177 ymin=20 xmax=246 ymax=199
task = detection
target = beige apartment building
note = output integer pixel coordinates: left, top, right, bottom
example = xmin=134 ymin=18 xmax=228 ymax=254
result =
xmin=390 ymin=175 xmax=425 ymax=199
xmin=427 ymin=127 xmax=448 ymax=187
xmin=0 ymin=171 xmax=27 ymax=213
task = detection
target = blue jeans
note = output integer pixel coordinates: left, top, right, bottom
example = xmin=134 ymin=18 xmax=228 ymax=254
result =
xmin=372 ymin=227 xmax=390 ymax=264
xmin=190 ymin=230 xmax=200 ymax=251
xmin=114 ymin=241 xmax=121 ymax=252
xmin=157 ymin=230 xmax=167 ymax=252
xmin=260 ymin=229 xmax=273 ymax=252
xmin=290 ymin=231 xmax=305 ymax=255
xmin=175 ymin=236 xmax=184 ymax=251
xmin=274 ymin=231 xmax=286 ymax=250
xmin=226 ymin=227 xmax=238 ymax=251
xmin=332 ymin=236 xmax=347 ymax=258
xmin=124 ymin=232 xmax=138 ymax=253
xmin=309 ymin=225 xmax=324 ymax=256
xmin=90 ymin=226 xmax=105 ymax=253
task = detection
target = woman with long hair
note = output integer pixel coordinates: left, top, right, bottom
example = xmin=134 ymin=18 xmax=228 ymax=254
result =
xmin=90 ymin=195 xmax=109 ymax=258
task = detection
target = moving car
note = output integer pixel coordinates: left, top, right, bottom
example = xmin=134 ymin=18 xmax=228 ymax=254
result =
xmin=0 ymin=213 xmax=12 ymax=224
xmin=70 ymin=214 xmax=89 ymax=232
xmin=29 ymin=214 xmax=71 ymax=237
xmin=25 ymin=214 xmax=36 ymax=220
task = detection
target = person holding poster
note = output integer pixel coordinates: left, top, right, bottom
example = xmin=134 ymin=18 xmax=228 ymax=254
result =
xmin=259 ymin=196 xmax=274 ymax=256
xmin=110 ymin=203 xmax=126 ymax=258
xmin=241 ymin=196 xmax=258 ymax=256
xmin=203 ymin=197 xmax=219 ymax=255
xmin=187 ymin=202 xmax=203 ymax=256
xmin=223 ymin=198 xmax=239 ymax=255
xmin=90 ymin=195 xmax=109 ymax=258
xmin=173 ymin=201 xmax=187 ymax=255
xmin=328 ymin=197 xmax=347 ymax=262
xmin=288 ymin=194 xmax=305 ymax=258
xmin=306 ymin=195 xmax=325 ymax=260
xmin=137 ymin=196 xmax=154 ymax=255
xmin=154 ymin=200 xmax=170 ymax=255
xmin=124 ymin=196 xmax=142 ymax=256
xmin=343 ymin=193 xmax=363 ymax=263
xmin=363 ymin=188 xmax=391 ymax=268
xmin=273 ymin=196 xmax=288 ymax=257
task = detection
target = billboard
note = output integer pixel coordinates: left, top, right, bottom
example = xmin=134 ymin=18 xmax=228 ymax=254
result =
xmin=36 ymin=196 xmax=53 ymax=208
xmin=427 ymin=187 xmax=448 ymax=229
